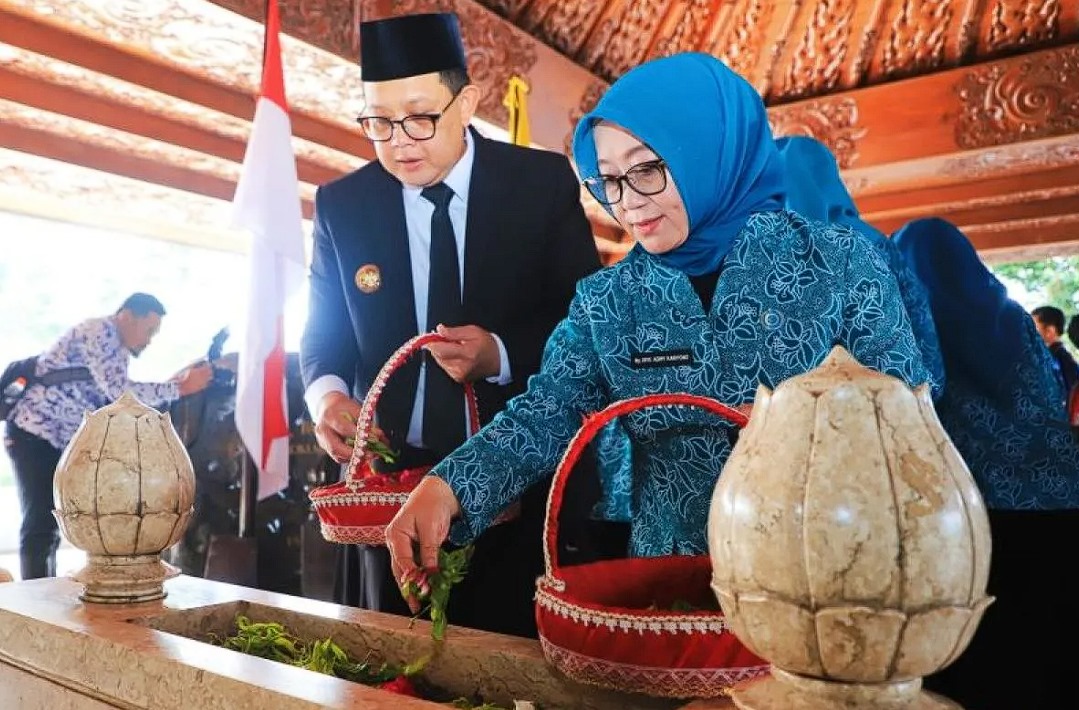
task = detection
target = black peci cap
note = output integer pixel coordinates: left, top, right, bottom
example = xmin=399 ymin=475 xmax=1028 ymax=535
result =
xmin=359 ymin=12 xmax=468 ymax=82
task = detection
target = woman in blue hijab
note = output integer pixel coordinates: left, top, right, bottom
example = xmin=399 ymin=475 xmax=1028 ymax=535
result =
xmin=386 ymin=53 xmax=930 ymax=601
xmin=894 ymin=217 xmax=1079 ymax=710
xmin=775 ymin=136 xmax=944 ymax=397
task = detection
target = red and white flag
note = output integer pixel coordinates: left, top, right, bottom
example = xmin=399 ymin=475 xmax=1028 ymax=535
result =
xmin=232 ymin=0 xmax=306 ymax=500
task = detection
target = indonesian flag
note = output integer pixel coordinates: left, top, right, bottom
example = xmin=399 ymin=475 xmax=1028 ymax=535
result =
xmin=232 ymin=0 xmax=306 ymax=500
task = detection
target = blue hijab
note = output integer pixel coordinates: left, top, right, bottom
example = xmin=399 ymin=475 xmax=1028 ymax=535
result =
xmin=774 ymin=135 xmax=883 ymax=246
xmin=892 ymin=218 xmax=1030 ymax=397
xmin=572 ymin=53 xmax=785 ymax=276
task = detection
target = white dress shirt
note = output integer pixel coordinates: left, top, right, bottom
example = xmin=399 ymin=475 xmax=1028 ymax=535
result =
xmin=305 ymin=131 xmax=512 ymax=447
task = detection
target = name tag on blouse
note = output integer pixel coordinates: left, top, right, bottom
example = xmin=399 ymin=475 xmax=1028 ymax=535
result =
xmin=629 ymin=349 xmax=695 ymax=369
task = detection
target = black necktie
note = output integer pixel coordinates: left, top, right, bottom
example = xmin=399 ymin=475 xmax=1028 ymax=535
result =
xmin=421 ymin=183 xmax=466 ymax=456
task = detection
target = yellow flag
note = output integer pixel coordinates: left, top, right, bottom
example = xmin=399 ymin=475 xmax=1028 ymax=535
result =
xmin=503 ymin=75 xmax=531 ymax=147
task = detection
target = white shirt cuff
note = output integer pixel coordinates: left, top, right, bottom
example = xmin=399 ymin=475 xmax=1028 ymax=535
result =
xmin=304 ymin=375 xmax=350 ymax=421
xmin=486 ymin=333 xmax=512 ymax=385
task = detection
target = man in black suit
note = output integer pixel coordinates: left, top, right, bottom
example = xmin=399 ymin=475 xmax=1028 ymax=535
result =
xmin=300 ymin=12 xmax=601 ymax=637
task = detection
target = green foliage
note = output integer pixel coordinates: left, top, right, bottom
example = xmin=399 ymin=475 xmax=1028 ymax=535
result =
xmin=450 ymin=700 xmax=510 ymax=710
xmin=401 ymin=546 xmax=474 ymax=642
xmin=992 ymin=257 xmax=1079 ymax=315
xmin=215 ymin=613 xmax=518 ymax=708
xmin=213 ymin=615 xmax=417 ymax=685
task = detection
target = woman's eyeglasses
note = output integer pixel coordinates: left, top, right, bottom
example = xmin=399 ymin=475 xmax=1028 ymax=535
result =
xmin=583 ymin=159 xmax=668 ymax=205
xmin=356 ymin=90 xmax=462 ymax=142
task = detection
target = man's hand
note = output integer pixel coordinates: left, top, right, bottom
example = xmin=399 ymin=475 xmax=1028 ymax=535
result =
xmin=175 ymin=363 xmax=213 ymax=396
xmin=424 ymin=324 xmax=501 ymax=383
xmin=385 ymin=476 xmax=462 ymax=613
xmin=314 ymin=391 xmax=362 ymax=463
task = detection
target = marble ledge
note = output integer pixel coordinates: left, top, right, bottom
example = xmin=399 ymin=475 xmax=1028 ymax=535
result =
xmin=0 ymin=575 xmax=734 ymax=709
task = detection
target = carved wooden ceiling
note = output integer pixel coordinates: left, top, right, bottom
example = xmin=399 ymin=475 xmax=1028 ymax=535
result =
xmin=0 ymin=0 xmax=1077 ymax=264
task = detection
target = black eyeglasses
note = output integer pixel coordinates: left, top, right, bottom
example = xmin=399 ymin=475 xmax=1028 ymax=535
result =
xmin=583 ymin=159 xmax=668 ymax=205
xmin=356 ymin=90 xmax=462 ymax=142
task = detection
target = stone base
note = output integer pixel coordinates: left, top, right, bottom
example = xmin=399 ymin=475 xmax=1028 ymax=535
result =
xmin=731 ymin=668 xmax=963 ymax=710
xmin=71 ymin=554 xmax=179 ymax=604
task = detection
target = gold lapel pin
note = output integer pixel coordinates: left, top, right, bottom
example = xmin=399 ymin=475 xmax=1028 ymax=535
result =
xmin=355 ymin=264 xmax=382 ymax=294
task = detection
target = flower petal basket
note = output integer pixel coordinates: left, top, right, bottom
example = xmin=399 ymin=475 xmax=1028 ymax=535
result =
xmin=534 ymin=393 xmax=769 ymax=699
xmin=311 ymin=332 xmax=491 ymax=546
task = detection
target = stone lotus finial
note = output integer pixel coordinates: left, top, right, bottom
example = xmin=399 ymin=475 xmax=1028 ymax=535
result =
xmin=53 ymin=392 xmax=195 ymax=603
xmin=709 ymin=346 xmax=992 ymax=709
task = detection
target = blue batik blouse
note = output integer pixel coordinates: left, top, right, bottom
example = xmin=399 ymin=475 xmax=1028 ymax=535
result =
xmin=433 ymin=210 xmax=931 ymax=556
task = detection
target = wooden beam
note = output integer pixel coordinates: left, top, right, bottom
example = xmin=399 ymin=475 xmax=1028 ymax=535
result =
xmin=0 ymin=4 xmax=374 ymax=162
xmin=0 ymin=67 xmax=341 ymax=188
xmin=859 ymin=164 xmax=1079 ymax=219
xmin=964 ymin=214 xmax=1079 ymax=254
xmin=867 ymin=191 xmax=1079 ymax=236
xmin=0 ymin=121 xmax=316 ymax=220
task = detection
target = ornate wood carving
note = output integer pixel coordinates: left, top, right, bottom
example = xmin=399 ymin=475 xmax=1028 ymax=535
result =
xmin=214 ymin=0 xmax=357 ymax=59
xmin=956 ymin=45 xmax=1079 ymax=149
xmin=456 ymin=3 xmax=538 ymax=121
xmin=780 ymin=0 xmax=857 ymax=99
xmin=563 ymin=79 xmax=608 ymax=154
xmin=875 ymin=0 xmax=954 ymax=81
xmin=577 ymin=14 xmax=620 ymax=72
xmin=768 ymin=96 xmax=867 ymax=168
xmin=649 ymin=0 xmax=713 ymax=60
xmin=454 ymin=0 xmax=1079 ymax=105
xmin=533 ymin=0 xmax=604 ymax=57
xmin=714 ymin=0 xmax=777 ymax=82
xmin=569 ymin=0 xmax=660 ymax=80
xmin=481 ymin=0 xmax=529 ymax=20
xmin=594 ymin=0 xmax=668 ymax=80
xmin=984 ymin=0 xmax=1061 ymax=54
xmin=518 ymin=0 xmax=553 ymax=33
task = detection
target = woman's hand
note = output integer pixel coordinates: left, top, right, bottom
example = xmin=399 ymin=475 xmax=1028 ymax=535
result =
xmin=385 ymin=476 xmax=462 ymax=612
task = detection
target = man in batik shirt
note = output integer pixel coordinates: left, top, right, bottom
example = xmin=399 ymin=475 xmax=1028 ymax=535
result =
xmin=4 ymin=293 xmax=211 ymax=579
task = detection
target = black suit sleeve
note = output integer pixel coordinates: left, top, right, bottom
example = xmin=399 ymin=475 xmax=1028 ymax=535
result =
xmin=300 ymin=188 xmax=361 ymax=392
xmin=499 ymin=155 xmax=600 ymax=395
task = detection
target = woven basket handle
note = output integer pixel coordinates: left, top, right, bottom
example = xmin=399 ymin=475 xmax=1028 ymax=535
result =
xmin=344 ymin=332 xmax=480 ymax=487
xmin=540 ymin=393 xmax=747 ymax=589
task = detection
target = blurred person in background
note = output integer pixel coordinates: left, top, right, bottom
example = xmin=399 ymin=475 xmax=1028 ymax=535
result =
xmin=1032 ymin=305 xmax=1079 ymax=399
xmin=3 ymin=292 xmax=211 ymax=579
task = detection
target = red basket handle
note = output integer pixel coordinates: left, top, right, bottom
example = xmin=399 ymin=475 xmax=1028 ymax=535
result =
xmin=344 ymin=332 xmax=480 ymax=489
xmin=539 ymin=393 xmax=747 ymax=591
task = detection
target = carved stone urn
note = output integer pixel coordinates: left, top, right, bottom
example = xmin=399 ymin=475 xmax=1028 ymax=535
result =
xmin=708 ymin=347 xmax=992 ymax=709
xmin=53 ymin=392 xmax=195 ymax=603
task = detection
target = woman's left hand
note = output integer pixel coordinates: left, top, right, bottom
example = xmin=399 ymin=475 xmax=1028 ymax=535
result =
xmin=385 ymin=476 xmax=462 ymax=613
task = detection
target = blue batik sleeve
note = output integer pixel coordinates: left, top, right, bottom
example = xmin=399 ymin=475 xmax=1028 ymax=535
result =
xmin=838 ymin=238 xmax=932 ymax=389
